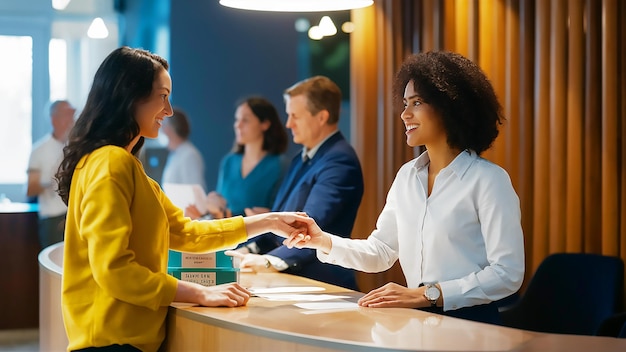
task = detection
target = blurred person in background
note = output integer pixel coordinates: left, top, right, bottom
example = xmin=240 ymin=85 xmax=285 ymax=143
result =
xmin=27 ymin=99 xmax=75 ymax=248
xmin=186 ymin=96 xmax=288 ymax=220
xmin=161 ymin=107 xmax=206 ymax=190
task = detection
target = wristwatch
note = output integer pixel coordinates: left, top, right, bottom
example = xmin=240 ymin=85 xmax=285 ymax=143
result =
xmin=424 ymin=283 xmax=440 ymax=307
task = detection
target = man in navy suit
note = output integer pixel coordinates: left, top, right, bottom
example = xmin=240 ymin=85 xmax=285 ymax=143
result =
xmin=230 ymin=76 xmax=364 ymax=290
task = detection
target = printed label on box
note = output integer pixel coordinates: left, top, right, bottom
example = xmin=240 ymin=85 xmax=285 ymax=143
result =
xmin=181 ymin=271 xmax=217 ymax=286
xmin=182 ymin=252 xmax=216 ymax=267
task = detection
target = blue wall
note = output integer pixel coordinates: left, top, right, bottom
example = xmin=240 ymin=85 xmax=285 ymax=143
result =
xmin=168 ymin=2 xmax=302 ymax=191
xmin=121 ymin=1 xmax=351 ymax=191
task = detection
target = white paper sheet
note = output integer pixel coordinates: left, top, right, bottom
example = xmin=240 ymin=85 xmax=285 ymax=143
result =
xmin=294 ymin=301 xmax=360 ymax=310
xmin=162 ymin=183 xmax=207 ymax=214
xmin=248 ymin=286 xmax=325 ymax=294
xmin=255 ymin=294 xmax=350 ymax=301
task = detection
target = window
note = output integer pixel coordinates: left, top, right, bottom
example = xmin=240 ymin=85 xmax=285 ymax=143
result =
xmin=0 ymin=35 xmax=33 ymax=184
xmin=49 ymin=38 xmax=68 ymax=101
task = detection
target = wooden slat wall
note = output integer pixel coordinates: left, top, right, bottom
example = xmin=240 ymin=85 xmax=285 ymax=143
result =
xmin=350 ymin=0 xmax=625 ymax=305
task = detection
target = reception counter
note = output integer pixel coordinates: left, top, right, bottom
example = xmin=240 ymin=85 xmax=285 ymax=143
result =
xmin=166 ymin=272 xmax=626 ymax=352
xmin=0 ymin=202 xmax=40 ymax=329
xmin=40 ymin=243 xmax=626 ymax=351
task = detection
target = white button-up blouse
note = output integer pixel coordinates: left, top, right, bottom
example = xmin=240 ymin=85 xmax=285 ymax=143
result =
xmin=318 ymin=149 xmax=525 ymax=311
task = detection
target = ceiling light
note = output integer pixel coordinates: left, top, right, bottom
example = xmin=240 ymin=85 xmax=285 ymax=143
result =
xmin=341 ymin=21 xmax=355 ymax=33
xmin=219 ymin=0 xmax=373 ymax=12
xmin=308 ymin=26 xmax=324 ymax=40
xmin=87 ymin=18 xmax=109 ymax=39
xmin=52 ymin=0 xmax=71 ymax=10
xmin=318 ymin=16 xmax=337 ymax=36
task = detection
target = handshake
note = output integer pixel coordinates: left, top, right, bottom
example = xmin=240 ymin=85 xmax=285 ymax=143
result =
xmin=239 ymin=211 xmax=332 ymax=260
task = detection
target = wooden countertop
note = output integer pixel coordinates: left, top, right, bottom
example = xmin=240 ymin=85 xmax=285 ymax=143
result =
xmin=166 ymin=272 xmax=626 ymax=351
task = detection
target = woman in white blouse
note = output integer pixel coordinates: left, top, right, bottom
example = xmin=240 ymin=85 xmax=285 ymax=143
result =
xmin=283 ymin=51 xmax=524 ymax=325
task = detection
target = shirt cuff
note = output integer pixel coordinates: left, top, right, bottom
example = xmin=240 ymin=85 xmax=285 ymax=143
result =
xmin=245 ymin=242 xmax=260 ymax=254
xmin=263 ymin=254 xmax=289 ymax=271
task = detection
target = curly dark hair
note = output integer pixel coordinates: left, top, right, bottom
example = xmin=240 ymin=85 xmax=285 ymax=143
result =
xmin=232 ymin=96 xmax=288 ymax=155
xmin=55 ymin=46 xmax=169 ymax=205
xmin=393 ymin=51 xmax=504 ymax=155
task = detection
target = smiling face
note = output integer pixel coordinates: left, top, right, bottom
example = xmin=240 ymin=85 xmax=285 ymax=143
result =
xmin=401 ymin=80 xmax=448 ymax=148
xmin=135 ymin=68 xmax=173 ymax=140
xmin=234 ymin=102 xmax=269 ymax=146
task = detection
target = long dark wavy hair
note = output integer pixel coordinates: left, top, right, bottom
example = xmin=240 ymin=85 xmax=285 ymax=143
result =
xmin=232 ymin=96 xmax=288 ymax=155
xmin=55 ymin=46 xmax=169 ymax=205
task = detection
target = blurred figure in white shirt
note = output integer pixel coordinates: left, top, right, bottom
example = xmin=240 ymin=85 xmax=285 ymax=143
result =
xmin=27 ymin=99 xmax=75 ymax=248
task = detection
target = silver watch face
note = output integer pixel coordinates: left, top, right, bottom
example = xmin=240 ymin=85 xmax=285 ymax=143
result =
xmin=425 ymin=286 xmax=440 ymax=300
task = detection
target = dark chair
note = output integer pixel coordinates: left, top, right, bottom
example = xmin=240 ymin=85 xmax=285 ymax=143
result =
xmin=597 ymin=312 xmax=626 ymax=338
xmin=500 ymin=253 xmax=624 ymax=335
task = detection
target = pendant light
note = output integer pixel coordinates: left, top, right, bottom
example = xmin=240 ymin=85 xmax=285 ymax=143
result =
xmin=219 ymin=0 xmax=373 ymax=12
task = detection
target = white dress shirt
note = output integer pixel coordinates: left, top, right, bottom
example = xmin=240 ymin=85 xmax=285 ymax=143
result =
xmin=318 ymin=150 xmax=524 ymax=311
xmin=161 ymin=141 xmax=206 ymax=190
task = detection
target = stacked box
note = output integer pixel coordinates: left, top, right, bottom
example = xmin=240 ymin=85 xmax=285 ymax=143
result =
xmin=167 ymin=267 xmax=239 ymax=287
xmin=167 ymin=250 xmax=238 ymax=286
xmin=167 ymin=250 xmax=233 ymax=268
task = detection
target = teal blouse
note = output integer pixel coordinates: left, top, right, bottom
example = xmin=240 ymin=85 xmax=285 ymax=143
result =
xmin=216 ymin=153 xmax=286 ymax=216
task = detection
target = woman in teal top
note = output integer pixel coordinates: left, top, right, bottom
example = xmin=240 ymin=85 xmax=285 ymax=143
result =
xmin=216 ymin=151 xmax=286 ymax=216
xmin=187 ymin=97 xmax=288 ymax=219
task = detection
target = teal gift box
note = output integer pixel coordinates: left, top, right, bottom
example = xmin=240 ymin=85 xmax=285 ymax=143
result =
xmin=167 ymin=267 xmax=239 ymax=286
xmin=168 ymin=249 xmax=233 ymax=268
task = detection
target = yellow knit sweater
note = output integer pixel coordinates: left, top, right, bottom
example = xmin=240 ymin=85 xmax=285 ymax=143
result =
xmin=62 ymin=145 xmax=247 ymax=352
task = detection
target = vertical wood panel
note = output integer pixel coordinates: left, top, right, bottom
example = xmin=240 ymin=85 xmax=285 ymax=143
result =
xmin=532 ymin=0 xmax=551 ymax=271
xmin=478 ymin=0 xmax=496 ymax=162
xmin=467 ymin=0 xmax=479 ymax=61
xmin=350 ymin=4 xmax=380 ymax=240
xmin=584 ymin=0 xmax=603 ymax=253
xmin=443 ymin=0 xmax=456 ymax=50
xmin=350 ymin=4 xmax=383 ymax=292
xmin=490 ymin=0 xmax=508 ymax=165
xmin=504 ymin=0 xmax=521 ymax=187
xmin=518 ymin=0 xmax=536 ymax=281
xmin=565 ymin=0 xmax=585 ymax=251
xmin=620 ymin=0 xmax=626 ymax=308
xmin=600 ymin=0 xmax=619 ymax=255
xmin=454 ymin=0 xmax=470 ymax=56
xmin=548 ymin=0 xmax=567 ymax=252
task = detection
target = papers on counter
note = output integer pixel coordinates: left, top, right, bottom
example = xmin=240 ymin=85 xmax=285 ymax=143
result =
xmin=248 ymin=286 xmax=325 ymax=295
xmin=248 ymin=286 xmax=359 ymax=310
xmin=163 ymin=183 xmax=207 ymax=214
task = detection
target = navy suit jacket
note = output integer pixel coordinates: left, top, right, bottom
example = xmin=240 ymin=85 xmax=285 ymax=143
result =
xmin=249 ymin=132 xmax=364 ymax=290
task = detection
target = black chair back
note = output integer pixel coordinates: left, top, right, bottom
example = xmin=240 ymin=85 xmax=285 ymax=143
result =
xmin=500 ymin=253 xmax=624 ymax=335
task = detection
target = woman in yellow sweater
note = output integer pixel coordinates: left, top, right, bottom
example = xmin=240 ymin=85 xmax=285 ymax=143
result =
xmin=55 ymin=46 xmax=310 ymax=352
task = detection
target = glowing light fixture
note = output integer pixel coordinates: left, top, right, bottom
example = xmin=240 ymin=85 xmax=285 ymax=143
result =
xmin=52 ymin=0 xmax=71 ymax=10
xmin=219 ymin=0 xmax=373 ymax=12
xmin=341 ymin=21 xmax=355 ymax=33
xmin=308 ymin=26 xmax=324 ymax=40
xmin=87 ymin=18 xmax=109 ymax=39
xmin=318 ymin=16 xmax=337 ymax=36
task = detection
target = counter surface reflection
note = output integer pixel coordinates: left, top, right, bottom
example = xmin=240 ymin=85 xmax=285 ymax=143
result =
xmin=166 ymin=272 xmax=626 ymax=351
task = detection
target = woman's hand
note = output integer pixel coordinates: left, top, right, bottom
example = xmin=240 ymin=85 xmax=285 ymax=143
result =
xmin=281 ymin=216 xmax=332 ymax=254
xmin=244 ymin=207 xmax=270 ymax=216
xmin=358 ymin=282 xmax=430 ymax=309
xmin=185 ymin=204 xmax=203 ymax=220
xmin=175 ymin=280 xmax=251 ymax=307
xmin=204 ymin=191 xmax=228 ymax=218
xmin=224 ymin=250 xmax=276 ymax=272
xmin=197 ymin=282 xmax=251 ymax=307
xmin=242 ymin=212 xmax=312 ymax=240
